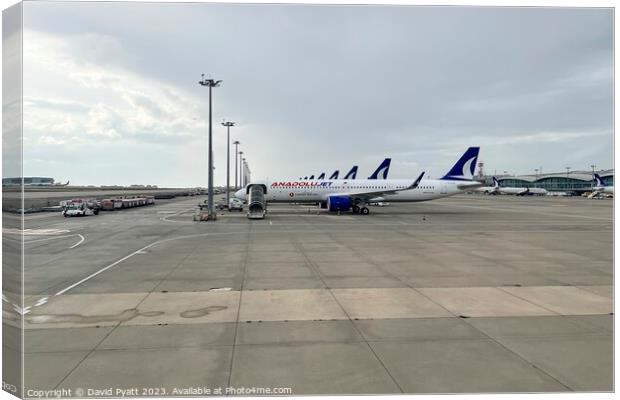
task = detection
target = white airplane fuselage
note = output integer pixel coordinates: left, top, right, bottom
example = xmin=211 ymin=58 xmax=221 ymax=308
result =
xmin=235 ymin=178 xmax=480 ymax=203
xmin=594 ymin=186 xmax=614 ymax=194
xmin=498 ymin=187 xmax=529 ymax=195
xmin=474 ymin=186 xmax=499 ymax=195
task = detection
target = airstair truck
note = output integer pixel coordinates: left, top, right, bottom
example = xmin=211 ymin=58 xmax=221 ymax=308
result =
xmin=247 ymin=184 xmax=267 ymax=219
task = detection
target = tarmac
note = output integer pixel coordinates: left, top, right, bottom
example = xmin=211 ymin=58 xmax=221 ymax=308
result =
xmin=2 ymin=193 xmax=613 ymax=395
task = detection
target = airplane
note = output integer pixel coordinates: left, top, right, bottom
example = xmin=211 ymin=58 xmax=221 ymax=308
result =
xmin=474 ymin=178 xmax=500 ymax=195
xmin=491 ymin=177 xmax=547 ymax=196
xmin=592 ymin=173 xmax=614 ymax=195
xmin=235 ymin=147 xmax=483 ymax=215
xmin=527 ymin=186 xmax=548 ymax=196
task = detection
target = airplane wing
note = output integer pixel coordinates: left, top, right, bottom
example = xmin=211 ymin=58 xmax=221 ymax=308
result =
xmin=327 ymin=172 xmax=425 ymax=201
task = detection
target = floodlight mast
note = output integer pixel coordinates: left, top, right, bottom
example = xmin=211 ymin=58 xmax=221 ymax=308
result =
xmin=233 ymin=141 xmax=241 ymax=190
xmin=242 ymin=158 xmax=247 ymax=186
xmin=222 ymin=121 xmax=235 ymax=208
xmin=238 ymin=151 xmax=244 ymax=188
xmin=198 ymin=74 xmax=221 ymax=219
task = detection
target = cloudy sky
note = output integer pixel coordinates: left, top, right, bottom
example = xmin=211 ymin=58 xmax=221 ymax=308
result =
xmin=14 ymin=3 xmax=614 ymax=186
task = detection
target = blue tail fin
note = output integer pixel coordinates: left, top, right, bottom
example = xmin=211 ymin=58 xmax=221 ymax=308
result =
xmin=344 ymin=166 xmax=358 ymax=180
xmin=368 ymin=158 xmax=391 ymax=179
xmin=492 ymin=176 xmax=500 ymax=187
xmin=317 ymin=172 xmax=325 ymax=180
xmin=594 ymin=173 xmax=606 ymax=187
xmin=309 ymin=175 xmax=314 ymax=179
xmin=329 ymin=170 xmax=339 ymax=180
xmin=441 ymin=147 xmax=480 ymax=181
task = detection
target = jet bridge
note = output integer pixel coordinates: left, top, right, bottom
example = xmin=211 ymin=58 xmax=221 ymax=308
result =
xmin=246 ymin=184 xmax=267 ymax=219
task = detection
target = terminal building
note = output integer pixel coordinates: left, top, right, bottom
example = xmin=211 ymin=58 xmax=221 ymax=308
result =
xmin=490 ymin=169 xmax=614 ymax=194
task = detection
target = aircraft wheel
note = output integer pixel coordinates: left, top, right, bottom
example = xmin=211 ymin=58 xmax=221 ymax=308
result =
xmin=360 ymin=207 xmax=370 ymax=215
xmin=352 ymin=205 xmax=360 ymax=214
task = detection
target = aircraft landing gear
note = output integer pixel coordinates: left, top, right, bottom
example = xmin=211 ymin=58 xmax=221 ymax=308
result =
xmin=352 ymin=203 xmax=369 ymax=215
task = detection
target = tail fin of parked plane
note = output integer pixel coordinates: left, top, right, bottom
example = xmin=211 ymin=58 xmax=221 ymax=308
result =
xmin=344 ymin=166 xmax=358 ymax=180
xmin=368 ymin=158 xmax=391 ymax=180
xmin=309 ymin=175 xmax=314 ymax=179
xmin=441 ymin=147 xmax=480 ymax=181
xmin=492 ymin=176 xmax=500 ymax=187
xmin=317 ymin=172 xmax=325 ymax=180
xmin=329 ymin=170 xmax=339 ymax=180
xmin=594 ymin=173 xmax=606 ymax=187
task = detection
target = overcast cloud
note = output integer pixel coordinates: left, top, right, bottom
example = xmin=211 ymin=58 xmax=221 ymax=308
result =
xmin=17 ymin=3 xmax=613 ymax=186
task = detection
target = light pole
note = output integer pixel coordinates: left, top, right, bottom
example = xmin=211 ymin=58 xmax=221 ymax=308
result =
xmin=242 ymin=158 xmax=247 ymax=186
xmin=591 ymin=164 xmax=596 ymax=189
xmin=565 ymin=167 xmax=571 ymax=191
xmin=245 ymin=161 xmax=251 ymax=184
xmin=238 ymin=151 xmax=244 ymax=188
xmin=198 ymin=74 xmax=221 ymax=219
xmin=222 ymin=121 xmax=235 ymax=208
xmin=534 ymin=168 xmax=538 ymax=188
xmin=233 ymin=140 xmax=240 ymax=190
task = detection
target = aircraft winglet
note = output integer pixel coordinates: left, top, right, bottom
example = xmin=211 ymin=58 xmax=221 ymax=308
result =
xmin=408 ymin=172 xmax=425 ymax=190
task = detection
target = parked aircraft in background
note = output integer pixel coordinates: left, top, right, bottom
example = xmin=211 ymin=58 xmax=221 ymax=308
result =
xmin=474 ymin=178 xmax=499 ymax=195
xmin=593 ymin=173 xmax=614 ymax=194
xmin=302 ymin=158 xmax=391 ymax=181
xmin=492 ymin=177 xmax=547 ymax=196
xmin=236 ymin=147 xmax=482 ymax=215
xmin=491 ymin=177 xmax=528 ymax=195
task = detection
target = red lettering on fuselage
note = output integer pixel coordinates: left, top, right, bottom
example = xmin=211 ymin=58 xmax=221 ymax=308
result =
xmin=271 ymin=181 xmax=327 ymax=188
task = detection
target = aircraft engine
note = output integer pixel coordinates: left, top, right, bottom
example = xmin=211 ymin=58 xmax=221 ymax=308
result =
xmin=326 ymin=195 xmax=352 ymax=212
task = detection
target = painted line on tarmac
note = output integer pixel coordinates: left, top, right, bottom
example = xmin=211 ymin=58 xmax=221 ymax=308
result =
xmin=53 ymin=229 xmax=333 ymax=297
xmin=4 ymin=228 xmax=70 ymax=236
xmin=48 ymin=216 xmax=612 ymax=300
xmin=24 ymin=236 xmax=73 ymax=245
xmin=24 ymin=233 xmax=85 ymax=249
xmin=55 ymin=243 xmax=160 ymax=296
xmin=160 ymin=208 xmax=197 ymax=223
xmin=69 ymin=234 xmax=85 ymax=249
xmin=53 ymin=232 xmax=234 ymax=296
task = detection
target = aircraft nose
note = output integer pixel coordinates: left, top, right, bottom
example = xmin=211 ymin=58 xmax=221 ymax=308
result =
xmin=234 ymin=188 xmax=246 ymax=200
